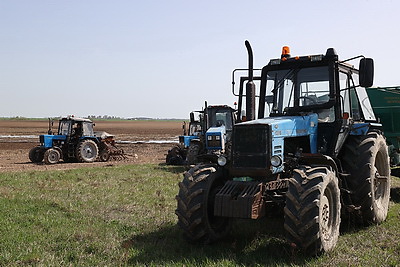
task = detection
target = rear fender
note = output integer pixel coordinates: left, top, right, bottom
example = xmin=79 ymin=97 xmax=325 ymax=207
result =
xmin=349 ymin=122 xmax=383 ymax=136
xmin=80 ymin=136 xmax=100 ymax=144
xmin=299 ymin=153 xmax=339 ymax=174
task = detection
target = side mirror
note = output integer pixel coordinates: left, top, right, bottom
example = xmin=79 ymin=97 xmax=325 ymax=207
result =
xmin=359 ymin=58 xmax=374 ymax=88
xmin=190 ymin=112 xmax=195 ymax=123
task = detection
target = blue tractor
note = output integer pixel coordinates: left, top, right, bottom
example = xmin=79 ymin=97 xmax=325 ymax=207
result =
xmin=29 ymin=116 xmax=119 ymax=164
xmin=166 ymin=103 xmax=236 ymax=165
xmin=176 ymin=41 xmax=391 ymax=255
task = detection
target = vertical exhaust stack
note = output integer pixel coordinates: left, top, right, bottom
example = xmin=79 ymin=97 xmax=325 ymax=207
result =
xmin=245 ymin=40 xmax=256 ymax=121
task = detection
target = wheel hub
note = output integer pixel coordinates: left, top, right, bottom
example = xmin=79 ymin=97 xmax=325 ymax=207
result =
xmin=84 ymin=146 xmax=93 ymax=155
xmin=49 ymin=153 xmax=58 ymax=161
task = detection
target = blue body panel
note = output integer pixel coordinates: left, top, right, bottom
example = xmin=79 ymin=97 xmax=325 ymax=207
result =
xmin=239 ymin=114 xmax=319 ymax=173
xmin=41 ymin=134 xmax=67 ymax=148
xmin=181 ymin=135 xmax=198 ymax=148
xmin=349 ymin=123 xmax=370 ymax=136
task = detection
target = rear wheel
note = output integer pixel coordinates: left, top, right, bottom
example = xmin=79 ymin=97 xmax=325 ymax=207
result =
xmin=29 ymin=146 xmax=45 ymax=163
xmin=341 ymin=132 xmax=391 ymax=224
xmin=284 ymin=166 xmax=341 ymax=255
xmin=166 ymin=146 xmax=185 ymax=165
xmin=175 ymin=164 xmax=231 ymax=243
xmin=43 ymin=148 xmax=61 ymax=164
xmin=76 ymin=140 xmax=98 ymax=163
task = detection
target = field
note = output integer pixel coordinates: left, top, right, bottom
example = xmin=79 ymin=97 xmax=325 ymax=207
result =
xmin=0 ymin=119 xmax=183 ymax=172
xmin=1 ymin=119 xmax=400 ymax=266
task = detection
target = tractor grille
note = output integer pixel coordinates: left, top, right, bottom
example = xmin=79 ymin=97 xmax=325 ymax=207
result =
xmin=206 ymin=134 xmax=222 ymax=149
xmin=232 ymin=124 xmax=270 ymax=169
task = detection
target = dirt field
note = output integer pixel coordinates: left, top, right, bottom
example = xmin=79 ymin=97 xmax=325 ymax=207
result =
xmin=0 ymin=119 xmax=183 ymax=172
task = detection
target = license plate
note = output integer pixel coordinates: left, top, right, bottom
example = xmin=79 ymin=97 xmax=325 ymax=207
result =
xmin=265 ymin=179 xmax=289 ymax=191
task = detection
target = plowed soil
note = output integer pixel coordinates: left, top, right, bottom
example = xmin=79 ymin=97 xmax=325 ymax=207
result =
xmin=0 ymin=119 xmax=183 ymax=172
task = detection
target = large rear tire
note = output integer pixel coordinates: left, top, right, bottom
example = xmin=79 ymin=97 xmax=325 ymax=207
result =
xmin=29 ymin=146 xmax=45 ymax=163
xmin=341 ymin=132 xmax=391 ymax=224
xmin=284 ymin=166 xmax=341 ymax=255
xmin=76 ymin=140 xmax=98 ymax=163
xmin=166 ymin=146 xmax=186 ymax=165
xmin=175 ymin=164 xmax=231 ymax=243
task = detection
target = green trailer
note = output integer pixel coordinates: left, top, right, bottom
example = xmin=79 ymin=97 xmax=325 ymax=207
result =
xmin=367 ymin=86 xmax=400 ymax=165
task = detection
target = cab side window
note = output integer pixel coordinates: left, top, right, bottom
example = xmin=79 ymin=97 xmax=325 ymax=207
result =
xmin=339 ymin=71 xmax=360 ymax=120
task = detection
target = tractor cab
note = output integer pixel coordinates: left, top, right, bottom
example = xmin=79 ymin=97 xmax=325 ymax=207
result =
xmin=204 ymin=105 xmax=235 ymax=152
xmin=259 ymin=47 xmax=376 ymax=157
xmin=227 ymin=44 xmax=377 ymax=177
xmin=58 ymin=117 xmax=94 ymax=138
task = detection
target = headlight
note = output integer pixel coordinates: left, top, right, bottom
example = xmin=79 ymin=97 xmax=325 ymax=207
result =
xmin=207 ymin=135 xmax=212 ymax=141
xmin=217 ymin=155 xmax=227 ymax=166
xmin=270 ymin=155 xmax=282 ymax=167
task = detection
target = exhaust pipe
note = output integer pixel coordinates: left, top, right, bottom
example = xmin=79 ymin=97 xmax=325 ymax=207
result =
xmin=245 ymin=40 xmax=255 ymax=121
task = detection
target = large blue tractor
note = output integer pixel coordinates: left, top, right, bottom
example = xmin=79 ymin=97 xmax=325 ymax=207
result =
xmin=176 ymin=41 xmax=391 ymax=255
xmin=29 ymin=116 xmax=123 ymax=164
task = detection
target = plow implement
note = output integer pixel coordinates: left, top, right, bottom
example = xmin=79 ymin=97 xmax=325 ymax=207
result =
xmin=96 ymin=132 xmax=127 ymax=161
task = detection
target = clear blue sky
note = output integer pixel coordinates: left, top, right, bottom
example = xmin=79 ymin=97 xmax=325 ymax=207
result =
xmin=1 ymin=0 xmax=399 ymax=119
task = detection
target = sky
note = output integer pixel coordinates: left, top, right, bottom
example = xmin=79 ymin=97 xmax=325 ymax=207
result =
xmin=1 ymin=0 xmax=399 ymax=119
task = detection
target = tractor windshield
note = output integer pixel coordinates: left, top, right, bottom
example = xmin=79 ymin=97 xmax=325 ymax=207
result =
xmin=58 ymin=120 xmax=72 ymax=135
xmin=82 ymin=122 xmax=94 ymax=136
xmin=267 ymin=66 xmax=332 ymax=118
xmin=207 ymin=108 xmax=233 ymax=131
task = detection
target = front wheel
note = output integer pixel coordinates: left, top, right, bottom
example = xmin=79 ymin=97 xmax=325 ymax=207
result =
xmin=175 ymin=164 xmax=231 ymax=243
xmin=43 ymin=148 xmax=61 ymax=164
xmin=284 ymin=166 xmax=341 ymax=255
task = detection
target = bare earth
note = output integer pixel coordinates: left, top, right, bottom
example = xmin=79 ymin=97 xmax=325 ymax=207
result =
xmin=0 ymin=120 xmax=183 ymax=172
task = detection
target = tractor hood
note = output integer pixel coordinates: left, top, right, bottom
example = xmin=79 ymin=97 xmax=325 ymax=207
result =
xmin=205 ymin=125 xmax=226 ymax=150
xmin=234 ymin=113 xmax=319 ymax=160
xmin=238 ymin=114 xmax=318 ymax=140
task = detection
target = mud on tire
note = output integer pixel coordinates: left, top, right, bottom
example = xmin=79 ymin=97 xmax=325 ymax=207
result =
xmin=341 ymin=131 xmax=391 ymax=224
xmin=284 ymin=166 xmax=341 ymax=255
xmin=175 ymin=164 xmax=231 ymax=243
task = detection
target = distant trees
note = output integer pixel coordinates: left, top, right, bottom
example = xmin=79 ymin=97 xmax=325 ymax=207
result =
xmin=87 ymin=115 xmax=122 ymax=120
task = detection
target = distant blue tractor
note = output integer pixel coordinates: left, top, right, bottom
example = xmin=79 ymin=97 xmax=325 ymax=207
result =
xmin=166 ymin=103 xmax=235 ymax=165
xmin=29 ymin=116 xmax=123 ymax=164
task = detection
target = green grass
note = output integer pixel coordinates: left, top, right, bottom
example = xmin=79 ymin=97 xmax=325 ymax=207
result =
xmin=1 ymin=165 xmax=400 ymax=266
